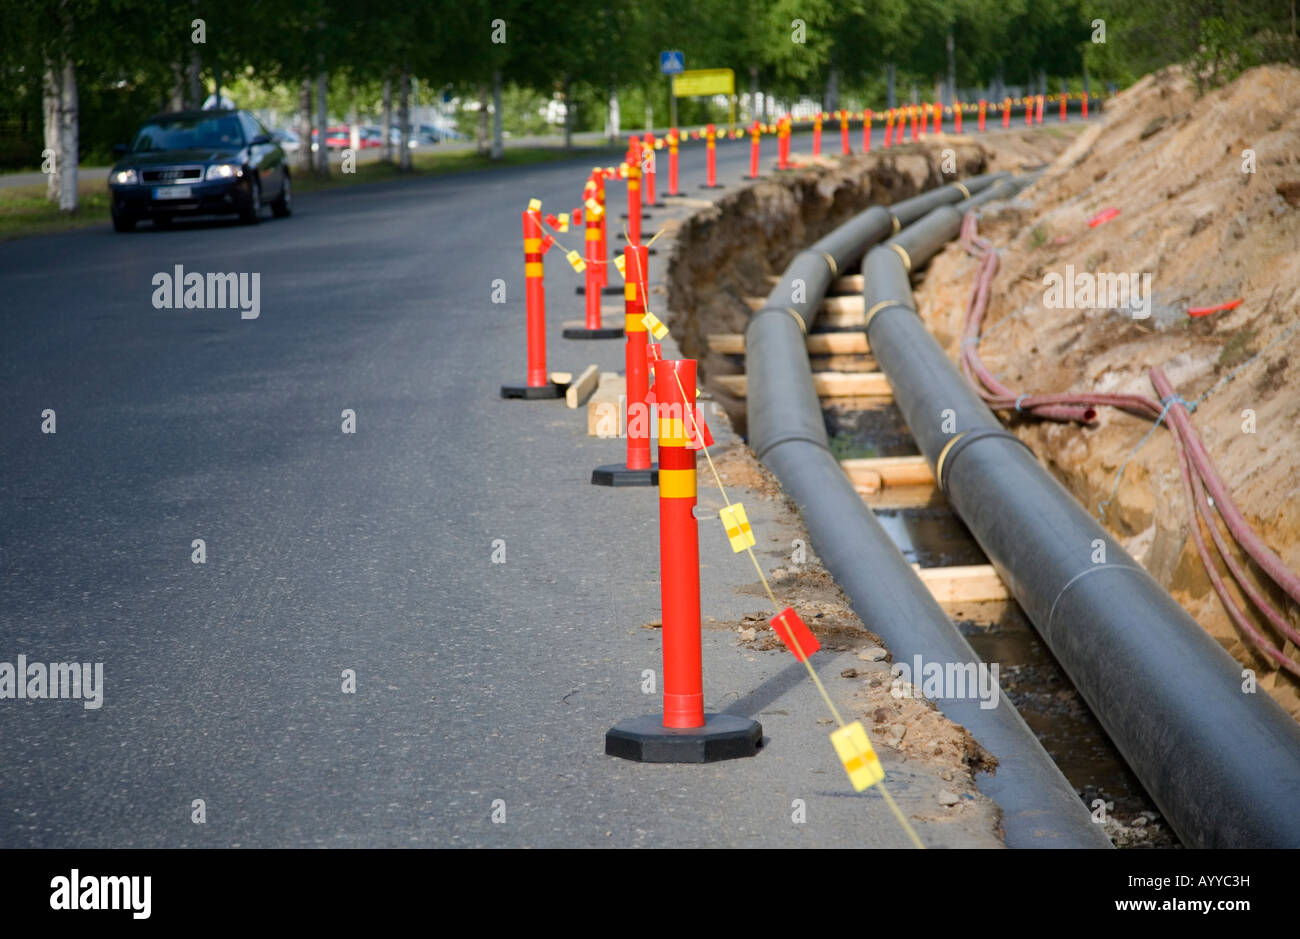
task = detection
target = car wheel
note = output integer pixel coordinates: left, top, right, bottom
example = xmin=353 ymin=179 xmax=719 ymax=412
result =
xmin=240 ymin=177 xmax=262 ymax=224
xmin=271 ymin=174 xmax=292 ymax=218
xmin=112 ymin=211 xmax=136 ymax=233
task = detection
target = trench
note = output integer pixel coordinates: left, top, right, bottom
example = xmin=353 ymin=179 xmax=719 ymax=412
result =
xmin=666 ymin=149 xmax=1178 ymax=848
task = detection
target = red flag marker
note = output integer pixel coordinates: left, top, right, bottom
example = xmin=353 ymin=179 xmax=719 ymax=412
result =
xmin=1087 ymin=207 xmax=1119 ymax=228
xmin=1188 ymin=298 xmax=1243 ymax=318
xmin=771 ymin=607 xmax=820 ymax=662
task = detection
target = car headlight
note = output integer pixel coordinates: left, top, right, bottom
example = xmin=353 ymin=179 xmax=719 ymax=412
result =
xmin=109 ymin=168 xmax=138 ymax=185
xmin=205 ymin=163 xmax=242 ymax=181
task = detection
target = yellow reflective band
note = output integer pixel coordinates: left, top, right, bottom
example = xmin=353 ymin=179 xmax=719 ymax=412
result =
xmin=864 ymin=299 xmax=907 ymax=329
xmin=659 ymin=417 xmax=686 ymax=446
xmin=629 ymin=179 xmax=640 ymax=190
xmin=524 ymin=238 xmax=542 ymax=252
xmin=566 ymin=249 xmax=586 ymax=273
xmin=659 ymin=468 xmax=696 ymax=498
xmin=719 ymin=502 xmax=756 ymax=553
xmin=587 ymin=226 xmax=600 ymax=240
xmin=625 ymin=313 xmax=646 ymax=332
xmin=830 ymin=721 xmax=885 ymax=791
xmin=528 ymin=198 xmax=542 ymax=211
xmin=625 ymin=282 xmax=637 ymax=301
xmin=821 ymin=252 xmax=837 ymax=277
xmin=952 ymin=181 xmax=971 ymax=199
xmin=525 ymin=262 xmax=544 ymax=277
xmin=889 ymin=242 xmax=912 ymax=271
xmin=642 ymin=312 xmax=669 ymax=340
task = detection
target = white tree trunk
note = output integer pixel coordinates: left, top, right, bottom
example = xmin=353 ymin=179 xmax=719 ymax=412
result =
xmin=187 ymin=47 xmax=202 ymax=109
xmin=43 ymin=65 xmax=60 ymax=203
xmin=297 ymin=78 xmax=313 ymax=173
xmin=476 ymin=84 xmax=489 ymax=156
xmin=605 ymin=85 xmax=620 ymax=142
xmin=382 ymin=77 xmax=393 ymax=163
xmin=315 ymin=71 xmax=329 ymax=177
xmin=57 ymin=59 xmax=78 ymax=213
xmin=398 ymin=67 xmax=412 ymax=171
xmin=562 ymin=75 xmax=573 ymax=150
xmin=490 ymin=68 xmax=503 ymax=160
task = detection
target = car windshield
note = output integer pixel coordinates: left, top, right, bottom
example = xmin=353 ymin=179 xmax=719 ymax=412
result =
xmin=132 ymin=115 xmax=243 ymax=153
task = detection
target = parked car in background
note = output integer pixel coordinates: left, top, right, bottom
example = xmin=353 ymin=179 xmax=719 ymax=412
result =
xmin=107 ymin=109 xmax=291 ymax=231
xmin=273 ymin=128 xmax=301 ymax=153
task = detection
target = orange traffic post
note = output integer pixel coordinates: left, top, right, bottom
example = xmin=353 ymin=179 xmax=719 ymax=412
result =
xmin=592 ymin=243 xmax=656 ymax=486
xmin=1036 ymin=93 xmax=1045 ymax=124
xmin=1059 ymin=93 xmax=1067 ymax=122
xmin=701 ymin=123 xmax=721 ymax=189
xmin=812 ymin=112 xmax=823 ymax=156
xmin=978 ymin=98 xmax=987 ymax=132
xmin=1002 ymin=96 xmax=1011 ymax=128
xmin=746 ymin=121 xmax=761 ymax=179
xmin=953 ymin=101 xmax=962 ymax=134
xmin=626 ymin=150 xmax=643 ymax=243
xmin=777 ymin=116 xmax=790 ymax=170
xmin=1082 ymin=91 xmax=1089 ymax=119
xmin=883 ymin=109 xmax=893 ymax=149
xmin=502 ymin=201 xmax=566 ymax=399
xmin=934 ymin=102 xmax=943 ymax=134
xmin=1024 ymin=96 xmax=1032 ymax=125
xmin=910 ymin=105 xmax=919 ymax=140
xmin=644 ymin=131 xmax=663 ymax=206
xmin=605 ymin=357 xmax=762 ymax=762
xmin=564 ymin=176 xmax=623 ymax=340
xmin=896 ymin=108 xmax=907 ymax=145
xmin=862 ymin=109 xmax=872 ymax=152
xmin=839 ymin=109 xmax=850 ymax=154
xmin=667 ymin=128 xmax=680 ymax=196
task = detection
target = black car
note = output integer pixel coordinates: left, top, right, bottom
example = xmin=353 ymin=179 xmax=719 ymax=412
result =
xmin=108 ymin=109 xmax=292 ymax=231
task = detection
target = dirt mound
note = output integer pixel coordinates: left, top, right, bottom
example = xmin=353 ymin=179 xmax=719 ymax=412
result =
xmin=915 ymin=64 xmax=1300 ymax=715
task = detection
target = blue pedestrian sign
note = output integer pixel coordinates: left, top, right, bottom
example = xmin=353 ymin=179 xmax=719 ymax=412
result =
xmin=660 ymin=51 xmax=685 ymax=75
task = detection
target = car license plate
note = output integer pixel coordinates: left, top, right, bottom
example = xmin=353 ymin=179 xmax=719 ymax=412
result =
xmin=153 ymin=186 xmax=192 ymax=200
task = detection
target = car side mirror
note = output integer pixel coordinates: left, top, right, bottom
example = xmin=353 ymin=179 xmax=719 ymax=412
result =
xmin=249 ymin=134 xmax=271 ymax=146
xmin=112 ymin=143 xmax=129 ymax=157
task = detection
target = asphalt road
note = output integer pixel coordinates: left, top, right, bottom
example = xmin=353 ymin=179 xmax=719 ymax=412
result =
xmin=0 ymin=126 xmax=1032 ymax=847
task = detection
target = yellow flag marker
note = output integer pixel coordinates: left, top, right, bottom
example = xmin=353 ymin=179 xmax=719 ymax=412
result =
xmin=584 ymin=197 xmax=603 ymax=219
xmin=565 ymin=249 xmax=586 ymax=273
xmin=614 ymin=254 xmax=627 ymax=279
xmin=641 ymin=311 xmax=669 ymax=340
xmin=557 ymin=212 xmax=570 ymax=232
xmin=718 ymin=502 xmax=756 ymax=553
xmin=528 ymin=198 xmax=542 ymax=211
xmin=830 ymin=721 xmax=885 ymax=792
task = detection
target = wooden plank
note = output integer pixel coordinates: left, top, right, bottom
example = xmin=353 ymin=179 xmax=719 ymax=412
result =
xmin=742 ymin=296 xmax=767 ymax=311
xmin=587 ymin=374 xmax=625 ymax=436
xmin=822 ymin=295 xmax=866 ymax=327
xmin=911 ymin=564 xmax=1011 ymax=603
xmin=840 ymin=455 xmax=935 ymax=488
xmin=830 ymin=274 xmax=864 ymax=294
xmin=565 ymin=364 xmax=600 ymax=409
xmin=714 ymin=371 xmax=892 ymax=399
xmin=707 ymin=332 xmax=870 ymax=356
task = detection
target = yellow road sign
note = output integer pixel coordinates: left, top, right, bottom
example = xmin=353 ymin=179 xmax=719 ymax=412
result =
xmin=672 ymin=69 xmax=734 ymax=97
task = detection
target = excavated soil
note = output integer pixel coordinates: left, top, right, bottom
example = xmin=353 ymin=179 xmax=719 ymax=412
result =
xmin=916 ymin=65 xmax=1300 ymax=717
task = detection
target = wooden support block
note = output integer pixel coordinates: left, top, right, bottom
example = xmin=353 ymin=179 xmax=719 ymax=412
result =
xmin=840 ymin=455 xmax=935 ymax=488
xmin=565 ymin=364 xmax=600 ymax=409
xmin=714 ymin=371 xmax=891 ymax=399
xmin=707 ymin=332 xmax=870 ymax=356
xmin=821 ymin=295 xmax=866 ymax=327
xmin=742 ymin=296 xmax=767 ymax=311
xmin=911 ymin=564 xmax=1011 ymax=603
xmin=830 ymin=274 xmax=864 ymax=294
xmin=587 ymin=374 xmax=626 ymax=436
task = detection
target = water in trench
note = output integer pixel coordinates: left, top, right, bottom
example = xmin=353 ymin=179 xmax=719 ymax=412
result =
xmin=825 ymin=398 xmax=1179 ymax=848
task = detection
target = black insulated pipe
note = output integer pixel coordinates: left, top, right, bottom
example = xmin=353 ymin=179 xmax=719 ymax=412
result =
xmin=861 ymin=201 xmax=1300 ymax=848
xmin=745 ymin=177 xmax=1110 ymax=847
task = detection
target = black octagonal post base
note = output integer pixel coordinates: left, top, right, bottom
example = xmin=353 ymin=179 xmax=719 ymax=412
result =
xmin=501 ymin=381 xmax=566 ymax=400
xmin=605 ymin=713 xmax=763 ymax=763
xmin=563 ymin=326 xmax=624 ymax=340
xmin=576 ymin=286 xmax=626 ymax=296
xmin=591 ymin=462 xmax=658 ymax=486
